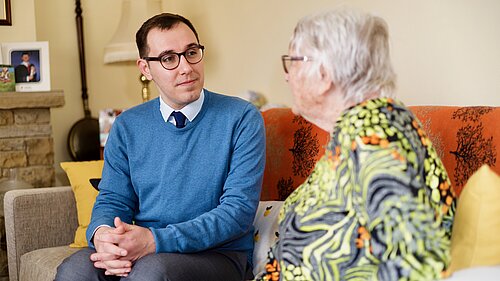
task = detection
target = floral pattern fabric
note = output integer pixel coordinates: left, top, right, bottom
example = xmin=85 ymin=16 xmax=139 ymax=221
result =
xmin=258 ymin=98 xmax=456 ymax=281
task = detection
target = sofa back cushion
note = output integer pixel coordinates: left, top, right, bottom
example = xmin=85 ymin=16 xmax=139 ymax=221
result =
xmin=261 ymin=108 xmax=329 ymax=200
xmin=409 ymin=106 xmax=499 ymax=197
xmin=261 ymin=106 xmax=499 ymax=200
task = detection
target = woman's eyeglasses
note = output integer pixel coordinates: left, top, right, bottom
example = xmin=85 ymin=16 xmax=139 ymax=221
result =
xmin=281 ymin=55 xmax=312 ymax=74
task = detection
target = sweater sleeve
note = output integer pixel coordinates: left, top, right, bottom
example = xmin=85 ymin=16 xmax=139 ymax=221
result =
xmin=86 ymin=117 xmax=138 ymax=248
xmin=150 ymin=104 xmax=266 ymax=253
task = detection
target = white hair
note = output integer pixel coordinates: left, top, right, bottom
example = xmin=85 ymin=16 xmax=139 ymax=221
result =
xmin=290 ymin=8 xmax=396 ymax=104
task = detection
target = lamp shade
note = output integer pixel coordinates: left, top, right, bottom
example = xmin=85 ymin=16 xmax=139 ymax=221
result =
xmin=103 ymin=0 xmax=161 ymax=63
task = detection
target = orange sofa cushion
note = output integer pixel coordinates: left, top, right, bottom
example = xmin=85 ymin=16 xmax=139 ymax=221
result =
xmin=261 ymin=108 xmax=329 ymax=200
xmin=409 ymin=106 xmax=499 ymax=197
xmin=261 ymin=106 xmax=499 ymax=200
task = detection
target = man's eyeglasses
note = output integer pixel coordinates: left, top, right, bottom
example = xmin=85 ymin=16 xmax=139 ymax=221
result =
xmin=281 ymin=55 xmax=312 ymax=74
xmin=143 ymin=45 xmax=205 ymax=70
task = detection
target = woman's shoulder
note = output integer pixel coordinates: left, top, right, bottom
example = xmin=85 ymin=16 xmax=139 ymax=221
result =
xmin=331 ymin=97 xmax=420 ymax=155
xmin=337 ymin=97 xmax=411 ymax=130
xmin=342 ymin=97 xmax=407 ymax=117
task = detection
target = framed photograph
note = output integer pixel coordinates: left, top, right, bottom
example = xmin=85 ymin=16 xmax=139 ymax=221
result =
xmin=1 ymin=41 xmax=51 ymax=92
xmin=0 ymin=0 xmax=12 ymax=26
xmin=0 ymin=64 xmax=15 ymax=92
xmin=99 ymin=108 xmax=125 ymax=147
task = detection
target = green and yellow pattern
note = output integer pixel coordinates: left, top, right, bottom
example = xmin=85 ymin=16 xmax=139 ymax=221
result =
xmin=259 ymin=98 xmax=456 ymax=281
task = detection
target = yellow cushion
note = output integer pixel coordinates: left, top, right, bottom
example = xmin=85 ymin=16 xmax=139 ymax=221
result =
xmin=60 ymin=160 xmax=103 ymax=248
xmin=450 ymin=165 xmax=500 ymax=272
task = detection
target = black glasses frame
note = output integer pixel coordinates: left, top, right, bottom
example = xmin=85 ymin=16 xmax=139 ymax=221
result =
xmin=143 ymin=45 xmax=205 ymax=70
xmin=281 ymin=55 xmax=312 ymax=74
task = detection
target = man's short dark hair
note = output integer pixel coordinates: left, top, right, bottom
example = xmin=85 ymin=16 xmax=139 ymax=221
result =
xmin=136 ymin=13 xmax=199 ymax=58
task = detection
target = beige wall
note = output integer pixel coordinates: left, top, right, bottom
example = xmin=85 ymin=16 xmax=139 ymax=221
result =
xmin=2 ymin=0 xmax=499 ymax=185
xmin=0 ymin=0 xmax=36 ymax=43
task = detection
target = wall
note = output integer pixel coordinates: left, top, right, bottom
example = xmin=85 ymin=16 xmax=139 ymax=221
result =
xmin=0 ymin=0 xmax=36 ymax=43
xmin=168 ymin=0 xmax=500 ymax=107
xmin=3 ymin=0 xmax=500 ymax=185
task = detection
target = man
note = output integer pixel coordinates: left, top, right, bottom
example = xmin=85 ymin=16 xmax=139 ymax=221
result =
xmin=14 ymin=52 xmax=37 ymax=82
xmin=56 ymin=13 xmax=265 ymax=281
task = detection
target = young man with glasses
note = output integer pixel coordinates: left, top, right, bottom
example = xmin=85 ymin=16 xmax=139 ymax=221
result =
xmin=56 ymin=13 xmax=265 ymax=281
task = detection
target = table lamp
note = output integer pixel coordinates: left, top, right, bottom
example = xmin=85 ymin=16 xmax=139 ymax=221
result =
xmin=103 ymin=0 xmax=161 ymax=103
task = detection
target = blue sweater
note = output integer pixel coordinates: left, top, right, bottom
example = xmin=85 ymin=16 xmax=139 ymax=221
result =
xmin=87 ymin=90 xmax=266 ymax=261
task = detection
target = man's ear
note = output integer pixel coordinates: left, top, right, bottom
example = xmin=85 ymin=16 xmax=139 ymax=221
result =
xmin=137 ymin=59 xmax=153 ymax=80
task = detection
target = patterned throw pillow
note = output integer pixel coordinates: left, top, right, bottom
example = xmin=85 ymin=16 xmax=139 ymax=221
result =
xmin=252 ymin=201 xmax=283 ymax=277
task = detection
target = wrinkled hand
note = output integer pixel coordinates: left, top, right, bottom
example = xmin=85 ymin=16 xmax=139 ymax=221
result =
xmin=91 ymin=217 xmax=156 ymax=276
xmin=91 ymin=217 xmax=132 ymax=276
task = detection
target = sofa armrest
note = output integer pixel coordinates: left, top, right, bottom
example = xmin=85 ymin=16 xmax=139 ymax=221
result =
xmin=4 ymin=186 xmax=78 ymax=281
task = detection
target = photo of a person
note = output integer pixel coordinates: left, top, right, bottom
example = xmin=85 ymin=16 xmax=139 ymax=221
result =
xmin=13 ymin=50 xmax=40 ymax=83
xmin=0 ymin=66 xmax=10 ymax=82
xmin=0 ymin=64 xmax=15 ymax=92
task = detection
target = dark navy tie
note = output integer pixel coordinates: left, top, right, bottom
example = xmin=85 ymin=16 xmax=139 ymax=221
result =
xmin=171 ymin=111 xmax=186 ymax=128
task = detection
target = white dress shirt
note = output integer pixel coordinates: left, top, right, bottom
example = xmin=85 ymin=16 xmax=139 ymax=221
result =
xmin=159 ymin=89 xmax=205 ymax=127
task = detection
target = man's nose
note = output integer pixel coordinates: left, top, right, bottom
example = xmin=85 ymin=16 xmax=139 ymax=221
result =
xmin=177 ymin=55 xmax=193 ymax=73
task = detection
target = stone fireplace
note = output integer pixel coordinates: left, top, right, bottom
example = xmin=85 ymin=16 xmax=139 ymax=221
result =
xmin=0 ymin=90 xmax=64 ymax=280
xmin=0 ymin=91 xmax=64 ymax=187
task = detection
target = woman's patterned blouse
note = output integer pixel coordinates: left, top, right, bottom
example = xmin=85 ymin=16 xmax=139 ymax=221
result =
xmin=258 ymin=98 xmax=456 ymax=281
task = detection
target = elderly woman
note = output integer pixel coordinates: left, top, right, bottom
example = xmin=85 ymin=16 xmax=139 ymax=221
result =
xmin=259 ymin=9 xmax=456 ymax=281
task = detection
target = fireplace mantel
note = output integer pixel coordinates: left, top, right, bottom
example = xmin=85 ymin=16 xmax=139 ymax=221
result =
xmin=0 ymin=90 xmax=65 ymax=109
xmin=0 ymin=90 xmax=65 ymax=188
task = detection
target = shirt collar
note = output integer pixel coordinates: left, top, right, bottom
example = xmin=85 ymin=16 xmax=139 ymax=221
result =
xmin=159 ymin=89 xmax=204 ymax=123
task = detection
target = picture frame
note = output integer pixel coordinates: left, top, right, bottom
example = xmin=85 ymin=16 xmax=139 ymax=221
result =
xmin=99 ymin=108 xmax=125 ymax=147
xmin=0 ymin=64 xmax=15 ymax=92
xmin=1 ymin=41 xmax=51 ymax=92
xmin=0 ymin=0 xmax=11 ymax=26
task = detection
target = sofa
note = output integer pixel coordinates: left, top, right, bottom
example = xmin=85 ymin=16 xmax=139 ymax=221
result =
xmin=4 ymin=106 xmax=500 ymax=281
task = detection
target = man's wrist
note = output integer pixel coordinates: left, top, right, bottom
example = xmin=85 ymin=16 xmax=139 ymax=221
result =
xmin=146 ymin=228 xmax=157 ymax=254
xmin=91 ymin=224 xmax=112 ymax=244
